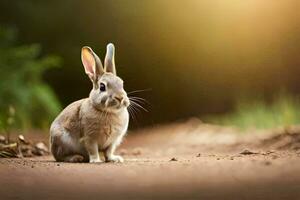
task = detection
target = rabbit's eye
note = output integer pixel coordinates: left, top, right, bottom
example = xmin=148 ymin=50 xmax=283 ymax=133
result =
xmin=100 ymin=83 xmax=106 ymax=92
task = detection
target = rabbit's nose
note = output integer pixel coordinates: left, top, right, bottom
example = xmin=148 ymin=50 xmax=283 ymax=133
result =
xmin=114 ymin=96 xmax=123 ymax=103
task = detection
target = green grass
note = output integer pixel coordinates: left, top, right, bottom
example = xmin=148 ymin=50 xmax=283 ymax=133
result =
xmin=207 ymin=93 xmax=300 ymax=130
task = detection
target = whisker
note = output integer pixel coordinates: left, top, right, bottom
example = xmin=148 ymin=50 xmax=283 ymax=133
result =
xmin=130 ymin=100 xmax=149 ymax=112
xmin=129 ymin=96 xmax=150 ymax=105
xmin=129 ymin=96 xmax=147 ymax=100
xmin=129 ymin=98 xmax=148 ymax=106
xmin=130 ymin=103 xmax=140 ymax=116
xmin=127 ymin=106 xmax=135 ymax=121
xmin=127 ymin=88 xmax=152 ymax=95
xmin=128 ymin=105 xmax=138 ymax=122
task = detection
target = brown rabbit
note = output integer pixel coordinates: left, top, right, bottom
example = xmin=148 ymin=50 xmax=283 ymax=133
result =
xmin=50 ymin=43 xmax=130 ymax=163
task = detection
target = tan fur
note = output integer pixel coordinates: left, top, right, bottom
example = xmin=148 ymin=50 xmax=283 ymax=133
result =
xmin=50 ymin=44 xmax=129 ymax=163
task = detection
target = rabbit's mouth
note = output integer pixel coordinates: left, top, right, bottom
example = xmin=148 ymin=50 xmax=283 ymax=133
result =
xmin=106 ymin=99 xmax=118 ymax=107
xmin=91 ymin=94 xmax=130 ymax=112
xmin=105 ymin=97 xmax=130 ymax=110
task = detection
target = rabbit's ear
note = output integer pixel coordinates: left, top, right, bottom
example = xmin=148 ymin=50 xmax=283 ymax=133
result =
xmin=81 ymin=46 xmax=104 ymax=83
xmin=104 ymin=43 xmax=116 ymax=75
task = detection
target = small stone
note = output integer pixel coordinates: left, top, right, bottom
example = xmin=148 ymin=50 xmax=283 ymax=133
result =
xmin=262 ymin=150 xmax=275 ymax=155
xmin=31 ymin=165 xmax=34 ymax=168
xmin=18 ymin=135 xmax=26 ymax=143
xmin=35 ymin=142 xmax=49 ymax=153
xmin=170 ymin=157 xmax=178 ymax=161
xmin=57 ymin=164 xmax=60 ymax=166
xmin=196 ymin=153 xmax=201 ymax=157
xmin=217 ymin=158 xmax=220 ymax=160
xmin=240 ymin=149 xmax=258 ymax=155
xmin=266 ymin=150 xmax=275 ymax=154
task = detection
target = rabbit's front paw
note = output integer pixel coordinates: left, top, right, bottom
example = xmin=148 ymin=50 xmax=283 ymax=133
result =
xmin=89 ymin=158 xmax=103 ymax=163
xmin=107 ymin=155 xmax=124 ymax=163
xmin=89 ymin=155 xmax=103 ymax=163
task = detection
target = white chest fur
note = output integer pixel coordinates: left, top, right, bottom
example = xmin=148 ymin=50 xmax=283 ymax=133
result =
xmin=100 ymin=109 xmax=129 ymax=149
xmin=81 ymin=107 xmax=129 ymax=149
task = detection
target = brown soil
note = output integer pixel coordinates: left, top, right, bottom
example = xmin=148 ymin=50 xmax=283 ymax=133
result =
xmin=1 ymin=120 xmax=300 ymax=200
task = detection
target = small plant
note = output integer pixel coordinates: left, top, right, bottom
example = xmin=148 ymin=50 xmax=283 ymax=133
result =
xmin=0 ymin=26 xmax=62 ymax=129
xmin=206 ymin=92 xmax=300 ymax=130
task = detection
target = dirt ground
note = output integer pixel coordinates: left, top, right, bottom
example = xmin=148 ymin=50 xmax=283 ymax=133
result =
xmin=1 ymin=119 xmax=300 ymax=200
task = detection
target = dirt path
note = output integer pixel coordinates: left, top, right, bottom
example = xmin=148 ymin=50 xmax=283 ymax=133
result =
xmin=1 ymin=121 xmax=300 ymax=200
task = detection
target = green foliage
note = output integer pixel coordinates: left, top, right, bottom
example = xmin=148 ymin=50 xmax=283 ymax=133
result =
xmin=207 ymin=93 xmax=300 ymax=130
xmin=0 ymin=27 xmax=61 ymax=130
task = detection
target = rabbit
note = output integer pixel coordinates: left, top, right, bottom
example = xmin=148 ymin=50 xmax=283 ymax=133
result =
xmin=50 ymin=43 xmax=130 ymax=163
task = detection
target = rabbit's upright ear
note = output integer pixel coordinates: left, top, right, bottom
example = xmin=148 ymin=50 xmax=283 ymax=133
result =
xmin=81 ymin=46 xmax=104 ymax=83
xmin=104 ymin=43 xmax=116 ymax=75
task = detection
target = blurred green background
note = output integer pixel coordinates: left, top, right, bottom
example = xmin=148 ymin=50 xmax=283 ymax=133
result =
xmin=0 ymin=0 xmax=300 ymax=130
